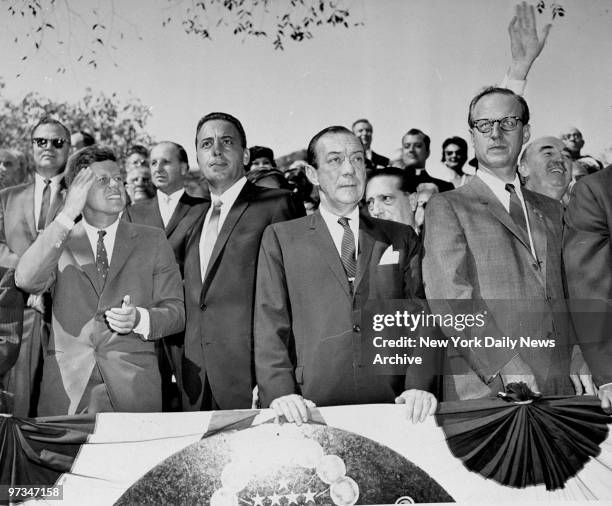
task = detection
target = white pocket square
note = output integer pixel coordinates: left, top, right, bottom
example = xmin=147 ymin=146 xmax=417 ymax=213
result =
xmin=378 ymin=247 xmax=399 ymax=265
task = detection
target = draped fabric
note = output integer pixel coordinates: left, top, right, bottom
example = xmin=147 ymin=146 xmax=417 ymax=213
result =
xmin=0 ymin=414 xmax=96 ymax=499
xmin=0 ymin=403 xmax=611 ymax=504
xmin=436 ymin=389 xmax=611 ymax=490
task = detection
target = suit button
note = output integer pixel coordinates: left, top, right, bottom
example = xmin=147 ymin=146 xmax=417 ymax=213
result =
xmin=200 ymin=304 xmax=207 ymax=311
xmin=353 ymin=324 xmax=360 ymax=332
xmin=532 ymin=263 xmax=539 ymax=270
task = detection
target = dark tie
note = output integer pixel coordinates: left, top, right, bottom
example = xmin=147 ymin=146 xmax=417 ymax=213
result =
xmin=37 ymin=179 xmax=51 ymax=230
xmin=505 ymin=183 xmax=529 ymax=241
xmin=200 ymin=200 xmax=222 ymax=279
xmin=96 ymin=230 xmax=109 ymax=281
xmin=337 ymin=217 xmax=357 ymax=280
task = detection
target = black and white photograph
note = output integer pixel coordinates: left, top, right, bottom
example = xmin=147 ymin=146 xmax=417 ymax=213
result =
xmin=1 ymin=0 xmax=611 ymax=504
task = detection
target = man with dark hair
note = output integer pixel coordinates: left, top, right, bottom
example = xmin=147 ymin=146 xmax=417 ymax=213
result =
xmin=180 ymin=112 xmax=304 ymax=411
xmin=0 ymin=116 xmax=71 ymax=416
xmin=351 ymin=119 xmax=389 ymax=173
xmin=255 ymin=126 xmax=437 ymax=424
xmin=395 ymin=128 xmax=454 ymax=193
xmin=423 ymin=87 xmax=575 ymax=400
xmin=71 ymin=131 xmax=96 ymax=150
xmin=15 ymin=145 xmax=184 ymax=415
xmin=124 ymin=141 xmax=207 ymax=410
xmin=365 ymin=167 xmax=415 ymax=228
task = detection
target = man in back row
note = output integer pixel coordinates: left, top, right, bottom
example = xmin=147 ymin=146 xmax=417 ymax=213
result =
xmin=124 ymin=141 xmax=207 ymax=410
xmin=0 ymin=117 xmax=70 ymax=416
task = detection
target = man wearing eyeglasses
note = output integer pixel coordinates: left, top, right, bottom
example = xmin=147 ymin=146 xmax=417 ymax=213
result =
xmin=0 ymin=117 xmax=71 ymax=416
xmin=423 ymin=88 xmax=575 ymax=400
xmin=15 ymin=145 xmax=184 ymax=415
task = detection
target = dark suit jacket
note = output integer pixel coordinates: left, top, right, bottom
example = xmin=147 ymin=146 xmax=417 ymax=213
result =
xmin=423 ymin=176 xmax=573 ymax=399
xmin=254 ymin=212 xmax=437 ymax=408
xmin=123 ymin=192 xmax=208 ymax=275
xmin=365 ymin=151 xmax=390 ymax=174
xmin=15 ymin=219 xmax=185 ymax=415
xmin=181 ymin=181 xmax=305 ymax=410
xmin=564 ymin=166 xmax=612 ymax=385
xmin=0 ymin=267 xmax=23 ymax=381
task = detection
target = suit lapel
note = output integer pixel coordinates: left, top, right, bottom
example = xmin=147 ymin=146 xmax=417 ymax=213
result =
xmin=469 ymin=177 xmax=532 ymax=254
xmin=185 ymin=205 xmax=208 ymax=303
xmin=45 ymin=183 xmax=66 ymax=227
xmin=524 ymin=195 xmax=547 ymax=285
xmin=66 ymin=221 xmax=103 ymax=296
xmin=201 ymin=183 xmax=254 ymax=288
xmin=105 ymin=220 xmax=137 ymax=289
xmin=166 ymin=195 xmax=190 ymax=236
xmin=310 ymin=212 xmax=352 ymax=297
xmin=22 ymin=184 xmax=38 ymax=239
xmin=354 ymin=217 xmax=375 ymax=293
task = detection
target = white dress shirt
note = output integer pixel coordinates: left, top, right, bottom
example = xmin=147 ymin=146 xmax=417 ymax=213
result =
xmin=156 ymin=188 xmax=184 ymax=228
xmin=477 ymin=169 xmax=537 ymax=259
xmin=318 ymin=205 xmax=360 ymax=259
xmin=198 ymin=176 xmax=248 ymax=279
xmin=56 ymin=214 xmax=150 ymax=338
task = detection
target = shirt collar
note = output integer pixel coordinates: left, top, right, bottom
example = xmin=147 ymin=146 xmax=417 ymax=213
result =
xmin=35 ymin=172 xmax=63 ymax=186
xmin=319 ymin=204 xmax=360 ymax=230
xmin=82 ymin=216 xmax=121 ymax=237
xmin=210 ymin=176 xmax=247 ymax=207
xmin=157 ymin=188 xmax=184 ymax=203
xmin=477 ymin=167 xmax=522 ymax=194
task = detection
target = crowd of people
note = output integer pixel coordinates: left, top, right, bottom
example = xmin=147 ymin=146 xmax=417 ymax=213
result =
xmin=0 ymin=3 xmax=610 ymax=424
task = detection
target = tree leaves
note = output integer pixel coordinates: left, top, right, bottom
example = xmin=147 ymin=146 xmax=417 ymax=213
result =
xmin=7 ymin=0 xmax=364 ymax=72
xmin=0 ymin=83 xmax=154 ymax=167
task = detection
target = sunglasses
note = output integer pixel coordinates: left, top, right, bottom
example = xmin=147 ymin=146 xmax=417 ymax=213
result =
xmin=32 ymin=137 xmax=68 ymax=149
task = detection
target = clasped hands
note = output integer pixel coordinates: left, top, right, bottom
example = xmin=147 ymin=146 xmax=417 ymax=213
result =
xmin=270 ymin=389 xmax=437 ymax=426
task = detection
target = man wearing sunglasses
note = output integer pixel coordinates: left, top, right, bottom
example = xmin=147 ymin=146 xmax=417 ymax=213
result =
xmin=423 ymin=88 xmax=576 ymax=401
xmin=0 ymin=117 xmax=70 ymax=416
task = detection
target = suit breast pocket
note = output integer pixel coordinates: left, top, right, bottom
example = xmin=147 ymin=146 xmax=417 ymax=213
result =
xmin=372 ymin=264 xmax=403 ymax=298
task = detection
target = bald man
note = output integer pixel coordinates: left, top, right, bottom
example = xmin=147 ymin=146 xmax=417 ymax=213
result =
xmin=518 ymin=136 xmax=572 ymax=201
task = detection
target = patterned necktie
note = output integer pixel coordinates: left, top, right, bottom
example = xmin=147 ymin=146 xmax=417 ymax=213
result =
xmin=37 ymin=179 xmax=51 ymax=230
xmin=505 ymin=183 xmax=529 ymax=241
xmin=96 ymin=230 xmax=109 ymax=282
xmin=200 ymin=200 xmax=223 ymax=280
xmin=337 ymin=217 xmax=357 ymax=280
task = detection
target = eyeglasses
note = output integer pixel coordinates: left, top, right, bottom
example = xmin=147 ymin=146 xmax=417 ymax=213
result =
xmin=32 ymin=137 xmax=68 ymax=149
xmin=471 ymin=116 xmax=523 ymax=134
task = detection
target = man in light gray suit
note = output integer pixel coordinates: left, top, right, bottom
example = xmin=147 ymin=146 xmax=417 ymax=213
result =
xmin=0 ymin=117 xmax=70 ymax=415
xmin=423 ymin=88 xmax=575 ymax=400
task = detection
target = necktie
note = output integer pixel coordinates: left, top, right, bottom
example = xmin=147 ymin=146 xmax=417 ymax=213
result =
xmin=37 ymin=179 xmax=51 ymax=230
xmin=337 ymin=217 xmax=357 ymax=280
xmin=505 ymin=183 xmax=529 ymax=241
xmin=200 ymin=200 xmax=222 ymax=280
xmin=96 ymin=230 xmax=109 ymax=282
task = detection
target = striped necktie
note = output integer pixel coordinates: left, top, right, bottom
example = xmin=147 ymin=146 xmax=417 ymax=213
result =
xmin=337 ymin=217 xmax=356 ymax=280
